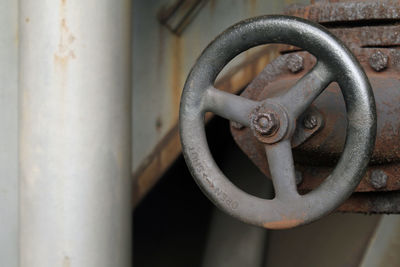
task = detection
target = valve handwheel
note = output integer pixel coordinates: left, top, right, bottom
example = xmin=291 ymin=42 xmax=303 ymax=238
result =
xmin=179 ymin=16 xmax=376 ymax=229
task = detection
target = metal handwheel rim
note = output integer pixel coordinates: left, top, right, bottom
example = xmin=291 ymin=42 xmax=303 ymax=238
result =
xmin=179 ymin=15 xmax=376 ymax=229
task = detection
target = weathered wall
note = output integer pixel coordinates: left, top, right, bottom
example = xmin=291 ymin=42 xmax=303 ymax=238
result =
xmin=132 ymin=0 xmax=310 ymax=204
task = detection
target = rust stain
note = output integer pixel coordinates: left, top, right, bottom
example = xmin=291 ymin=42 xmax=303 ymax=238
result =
xmin=54 ymin=0 xmax=76 ymax=69
xmin=54 ymin=17 xmax=76 ymax=63
xmin=52 ymin=0 xmax=76 ymax=126
xmin=170 ymin=36 xmax=183 ymax=122
xmin=229 ymin=0 xmax=400 ymax=214
xmin=298 ymin=162 xmax=400 ymax=194
xmin=249 ymin=0 xmax=257 ymax=15
xmin=337 ymin=192 xmax=400 ymax=214
xmin=209 ymin=0 xmax=216 ymax=14
xmin=232 ymin=44 xmax=400 ymax=197
xmin=263 ymin=217 xmax=304 ymax=229
xmin=286 ymin=1 xmax=400 ymax=23
xmin=157 ymin=25 xmax=166 ymax=74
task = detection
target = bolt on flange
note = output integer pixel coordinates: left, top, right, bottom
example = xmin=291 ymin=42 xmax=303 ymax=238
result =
xmin=303 ymin=113 xmax=318 ymax=129
xmin=369 ymin=50 xmax=388 ymax=72
xmin=369 ymin=169 xmax=388 ymax=189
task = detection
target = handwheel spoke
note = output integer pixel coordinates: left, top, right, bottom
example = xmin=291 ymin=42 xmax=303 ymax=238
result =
xmin=277 ymin=61 xmax=333 ymax=118
xmin=265 ymin=140 xmax=299 ymax=200
xmin=203 ymin=86 xmax=259 ymax=127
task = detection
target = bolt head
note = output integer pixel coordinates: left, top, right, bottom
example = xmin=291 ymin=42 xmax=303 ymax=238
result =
xmin=370 ymin=170 xmax=388 ymax=189
xmin=287 ymin=54 xmax=304 ymax=73
xmin=258 ymin=117 xmax=270 ymax=128
xmin=252 ymin=112 xmax=279 ymax=136
xmin=369 ymin=51 xmax=388 ymax=72
xmin=303 ymin=114 xmax=318 ymax=129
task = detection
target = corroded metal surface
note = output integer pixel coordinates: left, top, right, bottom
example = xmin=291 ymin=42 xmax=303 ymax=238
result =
xmin=285 ymin=1 xmax=400 ymax=23
xmin=338 ymin=192 xmax=400 ymax=213
xmin=233 ymin=68 xmax=400 ymax=167
xmin=231 ymin=0 xmax=400 ymax=213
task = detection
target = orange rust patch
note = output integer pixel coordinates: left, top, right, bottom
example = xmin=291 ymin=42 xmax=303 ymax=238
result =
xmin=263 ymin=218 xmax=304 ymax=229
xmin=54 ymin=0 xmax=76 ymax=70
xmin=170 ymin=36 xmax=183 ymax=122
xmin=56 ymin=18 xmax=76 ymax=60
xmin=53 ymin=0 xmax=77 ymax=98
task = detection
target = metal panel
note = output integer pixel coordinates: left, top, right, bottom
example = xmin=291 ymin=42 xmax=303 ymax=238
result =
xmin=132 ymin=0 xmax=310 ymax=205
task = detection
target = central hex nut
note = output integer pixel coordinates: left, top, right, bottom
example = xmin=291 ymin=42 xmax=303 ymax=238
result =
xmin=252 ymin=112 xmax=279 ymax=136
xmin=250 ymin=103 xmax=289 ymax=144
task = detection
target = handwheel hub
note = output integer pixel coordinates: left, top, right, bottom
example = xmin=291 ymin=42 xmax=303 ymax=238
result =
xmin=253 ymin=113 xmax=278 ymax=135
xmin=250 ymin=102 xmax=290 ymax=144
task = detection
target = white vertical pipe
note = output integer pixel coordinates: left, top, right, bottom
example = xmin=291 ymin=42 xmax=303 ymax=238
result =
xmin=19 ymin=1 xmax=132 ymax=266
xmin=0 ymin=0 xmax=18 ymax=266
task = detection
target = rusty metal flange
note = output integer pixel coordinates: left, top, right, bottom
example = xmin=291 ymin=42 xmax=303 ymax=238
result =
xmin=231 ymin=1 xmax=400 ymax=214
